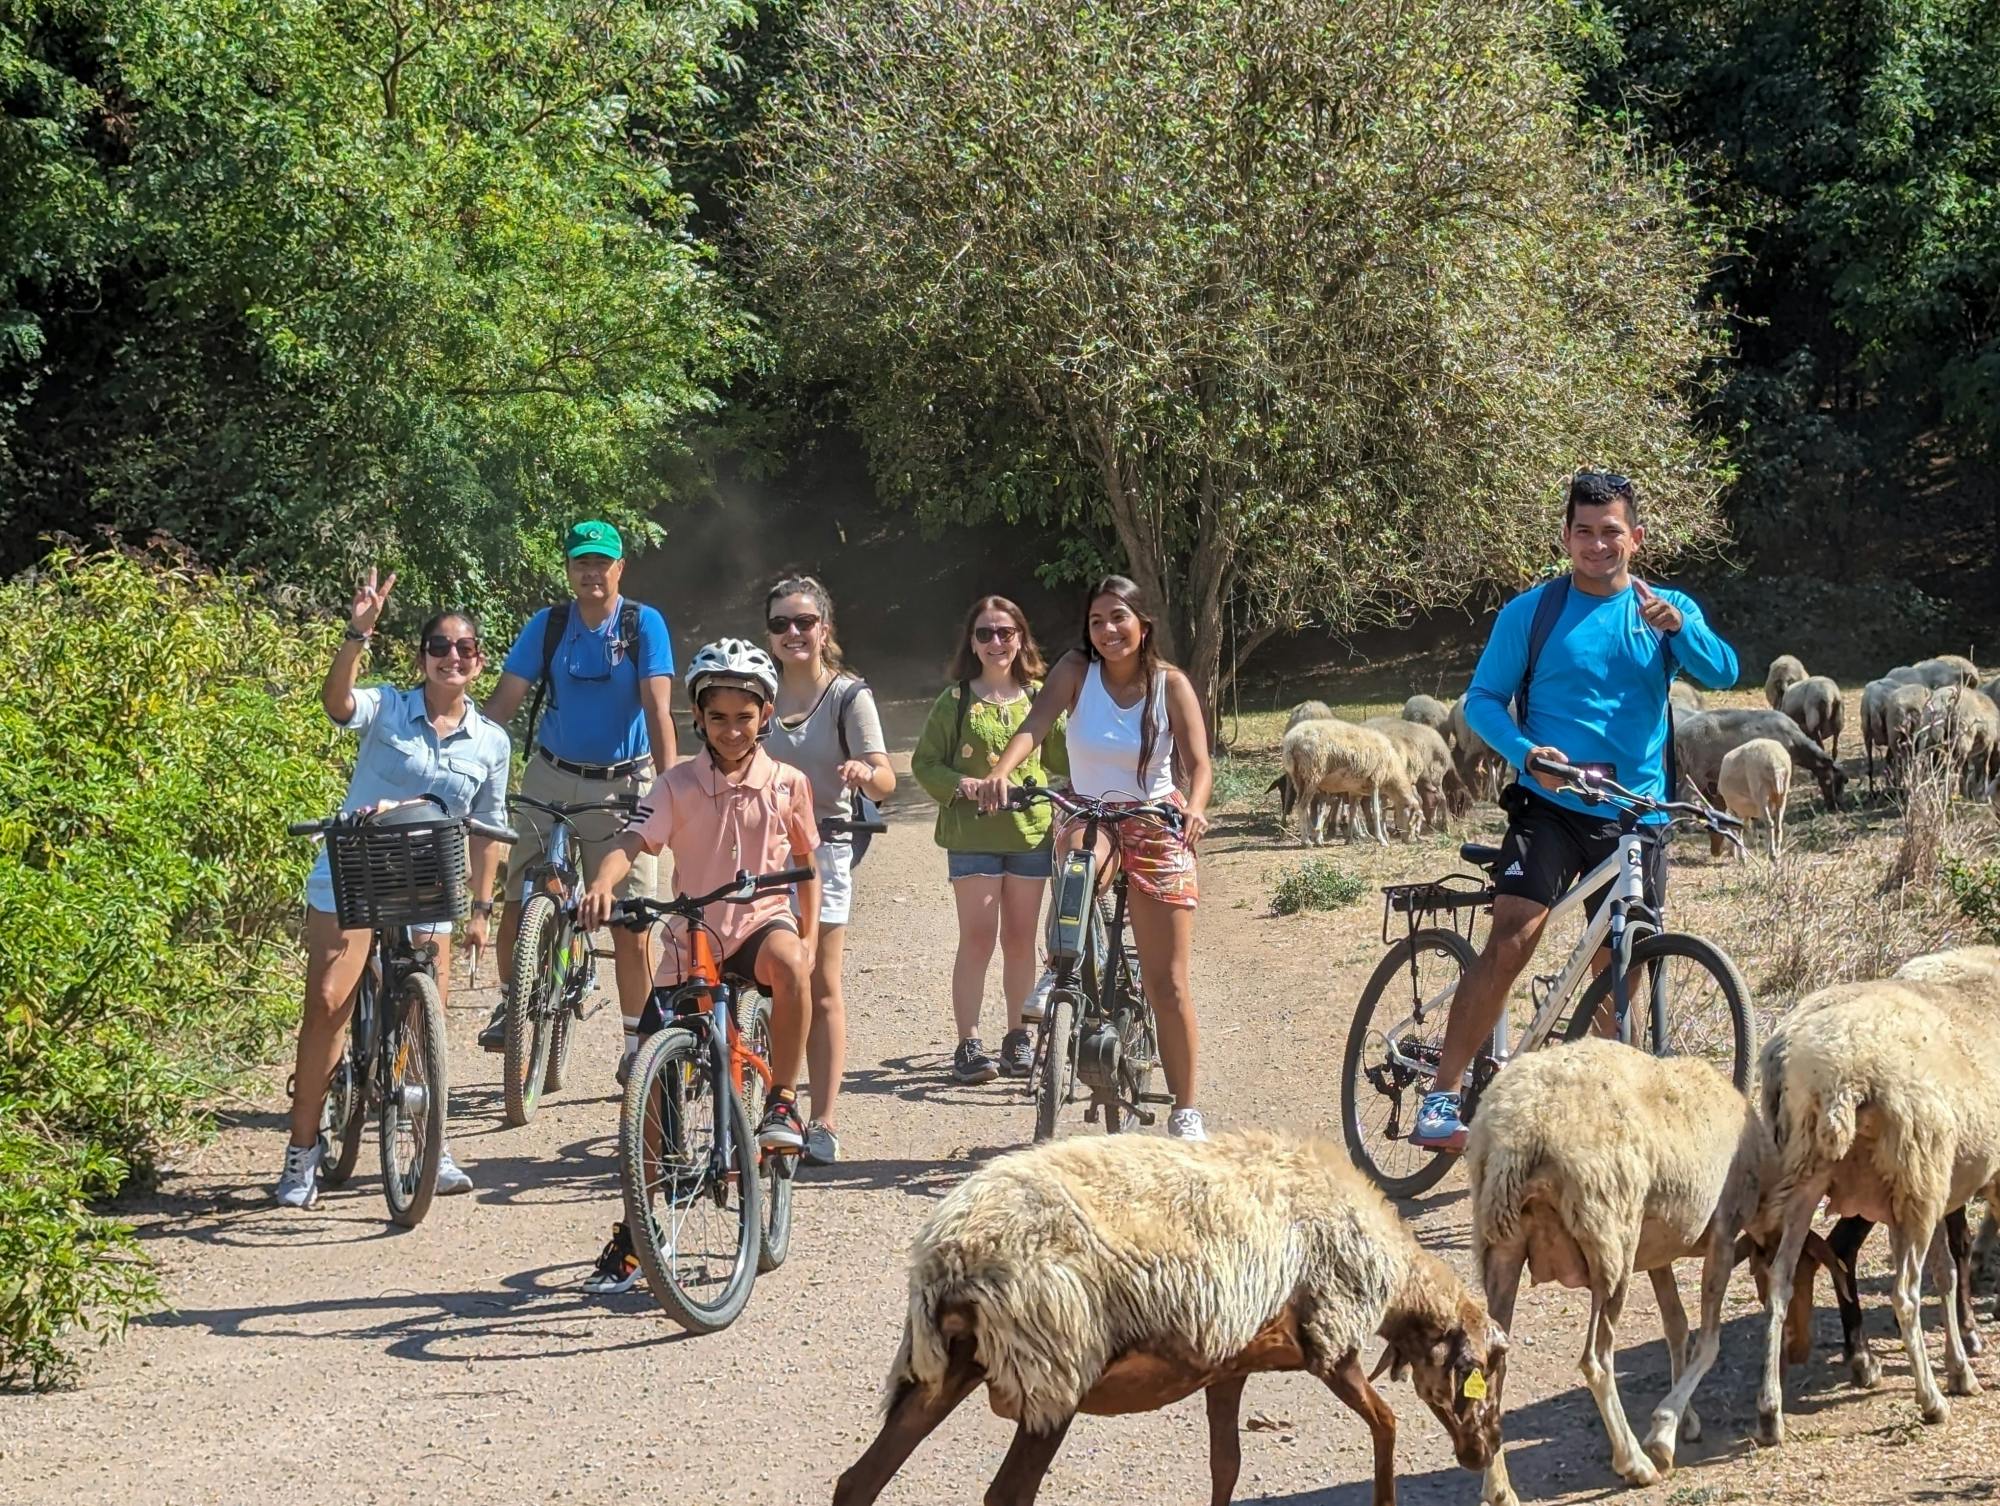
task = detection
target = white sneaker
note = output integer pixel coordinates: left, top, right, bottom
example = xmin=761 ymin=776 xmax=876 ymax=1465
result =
xmin=436 ymin=1146 xmax=473 ymax=1195
xmin=275 ymin=1141 xmax=322 ymax=1208
xmin=1022 ymin=967 xmax=1055 ymax=1024
xmin=1166 ymin=1107 xmax=1208 ymax=1142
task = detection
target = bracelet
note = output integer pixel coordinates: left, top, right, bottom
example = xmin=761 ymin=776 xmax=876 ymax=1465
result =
xmin=343 ymin=625 xmax=372 ymax=644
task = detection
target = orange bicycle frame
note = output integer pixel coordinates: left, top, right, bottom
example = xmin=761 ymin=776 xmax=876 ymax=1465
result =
xmin=685 ymin=925 xmax=774 ymax=1102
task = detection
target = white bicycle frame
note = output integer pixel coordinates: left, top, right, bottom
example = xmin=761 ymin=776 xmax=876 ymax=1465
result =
xmin=1380 ymin=828 xmax=1660 ymax=1078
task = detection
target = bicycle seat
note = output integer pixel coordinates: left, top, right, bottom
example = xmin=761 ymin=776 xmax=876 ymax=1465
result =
xmin=1459 ymin=843 xmax=1503 ymax=871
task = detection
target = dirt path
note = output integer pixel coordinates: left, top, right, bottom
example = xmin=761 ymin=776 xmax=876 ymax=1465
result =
xmin=7 ymin=718 xmax=1998 ymax=1505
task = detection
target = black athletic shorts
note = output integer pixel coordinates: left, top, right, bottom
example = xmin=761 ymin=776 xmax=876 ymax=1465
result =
xmin=637 ymin=918 xmax=797 ymax=1034
xmin=1491 ymin=785 xmax=1666 ymax=913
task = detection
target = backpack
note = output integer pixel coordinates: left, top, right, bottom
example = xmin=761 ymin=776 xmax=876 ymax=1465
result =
xmin=523 ymin=598 xmax=644 ymax=757
xmin=833 ymin=676 xmax=886 ymax=864
xmin=1514 ymin=574 xmax=1680 ymax=803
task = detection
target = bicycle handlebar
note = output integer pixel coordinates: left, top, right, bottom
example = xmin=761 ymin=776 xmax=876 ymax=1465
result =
xmin=1524 ymin=755 xmax=1743 ymax=833
xmin=609 ymin=865 xmax=816 ymax=930
xmin=820 ymin=815 xmax=888 ymax=836
xmin=509 ymin=792 xmax=639 ymax=821
xmin=1004 ymin=779 xmax=1185 ymax=834
xmin=287 ymin=809 xmax=519 ymax=844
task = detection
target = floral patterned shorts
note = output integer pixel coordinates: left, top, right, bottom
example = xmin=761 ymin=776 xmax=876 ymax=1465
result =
xmin=1055 ymin=792 xmax=1199 ymax=910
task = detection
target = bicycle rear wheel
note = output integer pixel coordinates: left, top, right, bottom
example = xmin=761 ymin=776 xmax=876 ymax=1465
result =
xmin=1340 ymin=928 xmax=1473 ymax=1199
xmin=1563 ymin=931 xmax=1753 ymax=1088
xmin=739 ymin=996 xmax=793 ymax=1273
xmin=380 ymin=969 xmax=447 ymax=1228
xmin=503 ymin=896 xmax=563 ymax=1125
xmin=1033 ymin=990 xmax=1079 ymax=1144
xmin=319 ymin=971 xmax=371 ymax=1187
xmin=620 ymin=1026 xmax=762 ymax=1333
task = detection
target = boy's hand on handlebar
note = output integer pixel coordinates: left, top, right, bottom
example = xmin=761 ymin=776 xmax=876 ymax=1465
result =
xmin=578 ymin=885 xmax=617 ymax=932
xmin=1526 ymin=746 xmax=1572 ymax=792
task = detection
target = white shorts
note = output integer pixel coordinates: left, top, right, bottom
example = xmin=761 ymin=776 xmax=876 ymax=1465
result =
xmin=808 ymin=839 xmax=854 ymax=928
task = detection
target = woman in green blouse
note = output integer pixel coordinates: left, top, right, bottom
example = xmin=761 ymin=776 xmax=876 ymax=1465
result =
xmin=911 ymin=595 xmax=1067 ymax=1085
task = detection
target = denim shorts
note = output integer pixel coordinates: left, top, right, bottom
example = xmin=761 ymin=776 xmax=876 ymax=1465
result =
xmin=947 ymin=848 xmax=1054 ymax=882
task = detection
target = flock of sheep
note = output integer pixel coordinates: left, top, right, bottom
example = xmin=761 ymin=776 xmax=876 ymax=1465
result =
xmin=835 ymin=947 xmax=2000 ymax=1506
xmin=1274 ymin=651 xmax=2000 ymax=854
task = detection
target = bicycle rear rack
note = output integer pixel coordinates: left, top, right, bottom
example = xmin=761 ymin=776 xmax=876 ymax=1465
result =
xmin=1379 ymin=872 xmax=1493 ymax=946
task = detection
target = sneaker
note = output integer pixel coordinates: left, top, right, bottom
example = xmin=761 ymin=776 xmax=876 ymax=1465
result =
xmin=803 ymin=1120 xmax=841 ymax=1166
xmin=616 ymin=1049 xmax=633 ymax=1089
xmin=436 ymin=1146 xmax=473 ymax=1196
xmin=952 ymin=1037 xmax=999 ymax=1085
xmin=998 ymin=1028 xmax=1034 ymax=1078
xmin=582 ymin=1222 xmax=643 ymax=1295
xmin=758 ymin=1093 xmax=807 ymax=1154
xmin=1411 ymin=1090 xmax=1467 ymax=1151
xmin=477 ymin=995 xmax=508 ymax=1052
xmin=1022 ymin=967 xmax=1054 ymax=1024
xmin=274 ymin=1141 xmax=322 ymax=1208
xmin=1166 ymin=1107 xmax=1208 ymax=1142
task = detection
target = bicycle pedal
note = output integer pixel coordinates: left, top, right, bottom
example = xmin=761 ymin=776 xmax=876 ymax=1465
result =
xmin=1132 ymin=1108 xmax=1156 ymax=1127
xmin=590 ymin=947 xmax=617 ymax=960
xmin=1137 ymin=1091 xmax=1174 ymax=1105
xmin=1084 ymin=1103 xmax=1100 ymax=1124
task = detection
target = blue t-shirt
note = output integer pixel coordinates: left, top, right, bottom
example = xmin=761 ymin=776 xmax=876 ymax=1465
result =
xmin=502 ymin=598 xmax=675 ymax=764
xmin=1461 ymin=579 xmax=1738 ymax=821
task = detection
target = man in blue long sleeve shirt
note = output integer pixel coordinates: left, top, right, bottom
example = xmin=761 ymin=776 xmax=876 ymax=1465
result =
xmin=1412 ymin=472 xmax=1740 ymax=1149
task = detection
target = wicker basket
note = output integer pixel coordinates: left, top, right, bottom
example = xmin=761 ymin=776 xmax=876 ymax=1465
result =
xmin=327 ymin=815 xmax=470 ymax=931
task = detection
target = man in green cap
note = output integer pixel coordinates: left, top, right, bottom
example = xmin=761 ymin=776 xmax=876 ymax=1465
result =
xmin=479 ymin=522 xmax=678 ymax=1080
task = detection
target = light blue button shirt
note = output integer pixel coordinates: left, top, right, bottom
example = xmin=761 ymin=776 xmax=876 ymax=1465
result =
xmin=305 ymin=685 xmax=513 ymax=915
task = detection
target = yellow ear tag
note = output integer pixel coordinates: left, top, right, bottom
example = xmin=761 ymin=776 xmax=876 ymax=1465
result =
xmin=1461 ymin=1370 xmax=1487 ymax=1401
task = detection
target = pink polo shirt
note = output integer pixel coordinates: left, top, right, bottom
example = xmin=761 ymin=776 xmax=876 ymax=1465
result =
xmin=629 ymin=746 xmax=818 ymax=981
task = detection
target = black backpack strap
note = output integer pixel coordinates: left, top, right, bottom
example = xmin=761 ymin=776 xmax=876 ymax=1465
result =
xmin=617 ymin=599 xmax=641 ymax=658
xmin=523 ymin=600 xmax=571 ymax=752
xmin=1514 ymin=574 xmax=1571 ymax=726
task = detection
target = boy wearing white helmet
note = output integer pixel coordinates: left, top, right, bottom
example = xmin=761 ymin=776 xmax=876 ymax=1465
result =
xmin=574 ymin=638 xmax=818 ymax=1294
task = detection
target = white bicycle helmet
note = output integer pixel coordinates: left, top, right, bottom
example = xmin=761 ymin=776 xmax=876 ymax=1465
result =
xmin=686 ymin=637 xmax=779 ymax=706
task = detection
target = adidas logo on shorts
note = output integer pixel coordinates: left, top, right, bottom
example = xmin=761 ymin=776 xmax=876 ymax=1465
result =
xmin=1503 ymin=861 xmax=1524 ymax=877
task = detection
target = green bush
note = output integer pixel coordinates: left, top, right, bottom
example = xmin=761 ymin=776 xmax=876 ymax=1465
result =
xmin=0 ymin=547 xmax=345 ymax=1387
xmin=1270 ymin=858 xmax=1368 ymax=916
xmin=1945 ymin=855 xmax=2000 ymax=943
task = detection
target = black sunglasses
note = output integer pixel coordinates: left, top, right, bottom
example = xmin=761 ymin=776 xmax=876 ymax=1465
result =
xmin=768 ymin=613 xmax=822 ymax=635
xmin=973 ymin=625 xmax=1019 ymax=644
xmin=423 ymin=635 xmax=481 ymax=658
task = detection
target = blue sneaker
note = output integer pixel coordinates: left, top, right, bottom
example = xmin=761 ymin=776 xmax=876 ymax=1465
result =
xmin=1411 ymin=1090 xmax=1467 ymax=1151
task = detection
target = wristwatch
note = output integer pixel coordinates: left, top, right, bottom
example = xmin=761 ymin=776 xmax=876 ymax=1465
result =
xmin=471 ymin=900 xmax=495 ymax=915
xmin=343 ymin=625 xmax=372 ymax=644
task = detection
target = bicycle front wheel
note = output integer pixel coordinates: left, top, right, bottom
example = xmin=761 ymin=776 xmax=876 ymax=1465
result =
xmin=620 ymin=1027 xmax=762 ymax=1333
xmin=380 ymin=969 xmax=448 ymax=1228
xmin=542 ymin=930 xmax=589 ymax=1095
xmin=503 ymin=895 xmax=562 ymax=1126
xmin=740 ymin=996 xmax=793 ymax=1273
xmin=1564 ymin=931 xmax=1753 ymax=1089
xmin=1033 ymin=990 xmax=1079 ymax=1144
xmin=1340 ymin=928 xmax=1473 ymax=1199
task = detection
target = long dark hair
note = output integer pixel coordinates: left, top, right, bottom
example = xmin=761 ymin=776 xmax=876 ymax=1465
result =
xmin=1078 ymin=575 xmax=1167 ymax=785
xmin=947 ymin=595 xmax=1045 ymax=687
xmin=765 ymin=573 xmax=853 ymax=677
xmin=413 ymin=608 xmax=481 ymax=686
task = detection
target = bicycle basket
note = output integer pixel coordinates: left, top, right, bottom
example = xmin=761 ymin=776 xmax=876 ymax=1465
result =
xmin=327 ymin=812 xmax=470 ymax=930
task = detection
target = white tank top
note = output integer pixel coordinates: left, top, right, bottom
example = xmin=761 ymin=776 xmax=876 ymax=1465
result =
xmin=1067 ymin=662 xmax=1175 ymax=801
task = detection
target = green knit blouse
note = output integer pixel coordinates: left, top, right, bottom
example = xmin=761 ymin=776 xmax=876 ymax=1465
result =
xmin=909 ymin=682 xmax=1069 ymax=853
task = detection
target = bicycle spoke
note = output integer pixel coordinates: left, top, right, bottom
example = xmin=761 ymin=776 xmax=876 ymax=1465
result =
xmin=635 ymin=1058 xmax=741 ymax=1305
xmin=1646 ymin=954 xmax=1733 ymax=1066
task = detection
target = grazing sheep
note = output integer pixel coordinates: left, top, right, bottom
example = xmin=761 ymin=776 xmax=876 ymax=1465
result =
xmin=1364 ymin=716 xmax=1453 ymax=833
xmin=1674 ymin=709 xmax=1847 ymax=812
xmin=1447 ymin=696 xmax=1505 ymax=806
xmin=1718 ymin=738 xmax=1792 ymax=858
xmin=833 ymin=1132 xmax=1508 ymax=1506
xmin=1470 ymin=1040 xmax=1780 ymax=1492
xmin=1883 ymin=664 xmax=1925 ymax=686
xmin=1779 ymin=675 xmax=1843 ymax=760
xmin=1668 ymin=679 xmax=1704 ymax=713
xmin=1282 ymin=719 xmax=1419 ymax=847
xmin=1914 ymin=655 xmax=1980 ymax=691
xmin=1919 ymin=684 xmax=2000 ymax=794
xmin=1860 ymin=677 xmax=1903 ymax=794
xmin=1401 ymin=694 xmax=1451 ymax=735
xmin=1764 ymin=654 xmax=1807 ymax=709
xmin=1882 ymin=683 xmax=1934 ymax=781
xmin=1268 ymin=702 xmax=1340 ymax=832
xmin=1286 ymin=699 xmax=1336 ymax=732
xmin=1755 ymin=954 xmax=2000 ymax=1444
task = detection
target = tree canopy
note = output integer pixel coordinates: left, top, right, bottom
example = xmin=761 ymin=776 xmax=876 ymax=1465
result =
xmin=744 ymin=0 xmax=1728 ymax=707
xmin=0 ymin=0 xmax=759 ymax=614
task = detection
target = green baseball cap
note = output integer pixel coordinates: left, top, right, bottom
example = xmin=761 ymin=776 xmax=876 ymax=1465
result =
xmin=564 ymin=520 xmax=623 ymax=560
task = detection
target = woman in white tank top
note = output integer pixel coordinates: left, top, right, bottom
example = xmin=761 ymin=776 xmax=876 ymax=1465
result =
xmin=975 ymin=575 xmax=1215 ymax=1140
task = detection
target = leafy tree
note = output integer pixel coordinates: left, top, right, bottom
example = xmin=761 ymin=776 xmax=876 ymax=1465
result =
xmin=0 ymin=0 xmax=758 ymax=616
xmin=744 ymin=0 xmax=1727 ymax=710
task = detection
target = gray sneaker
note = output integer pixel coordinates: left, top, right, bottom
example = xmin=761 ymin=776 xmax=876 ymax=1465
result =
xmin=274 ymin=1141 xmax=322 ymax=1208
xmin=952 ymin=1037 xmax=999 ymax=1085
xmin=998 ymin=1028 xmax=1034 ymax=1078
xmin=436 ymin=1146 xmax=473 ymax=1195
xmin=477 ymin=994 xmax=508 ymax=1052
xmin=1022 ymin=967 xmax=1054 ymax=1024
xmin=802 ymin=1120 xmax=841 ymax=1166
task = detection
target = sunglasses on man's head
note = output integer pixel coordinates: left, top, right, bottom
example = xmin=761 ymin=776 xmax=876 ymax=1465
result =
xmin=424 ymin=636 xmax=481 ymax=659
xmin=973 ymin=625 xmax=1018 ymax=644
xmin=768 ymin=613 xmax=822 ymax=636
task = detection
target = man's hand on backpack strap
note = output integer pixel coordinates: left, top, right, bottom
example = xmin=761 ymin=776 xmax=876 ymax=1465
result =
xmin=1633 ymin=578 xmax=1682 ymax=635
